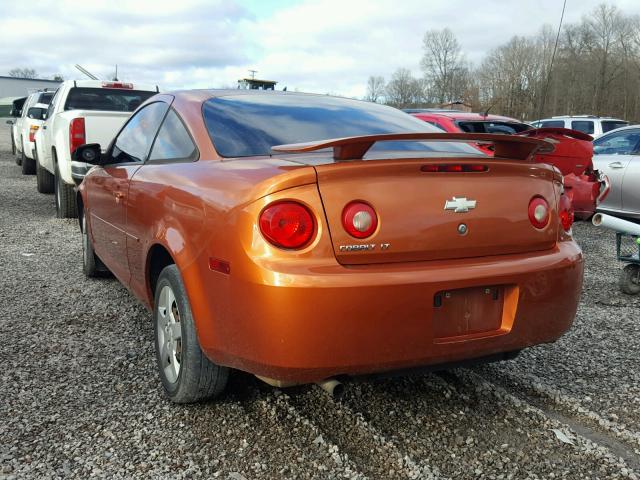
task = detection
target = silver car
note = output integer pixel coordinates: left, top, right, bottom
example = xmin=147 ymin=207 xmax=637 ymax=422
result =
xmin=593 ymin=125 xmax=640 ymax=219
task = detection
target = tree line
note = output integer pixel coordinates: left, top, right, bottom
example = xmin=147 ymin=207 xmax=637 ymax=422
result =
xmin=366 ymin=3 xmax=640 ymax=122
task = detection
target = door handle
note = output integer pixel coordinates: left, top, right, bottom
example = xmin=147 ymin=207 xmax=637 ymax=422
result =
xmin=42 ymin=126 xmax=47 ymax=130
xmin=608 ymin=162 xmax=624 ymax=168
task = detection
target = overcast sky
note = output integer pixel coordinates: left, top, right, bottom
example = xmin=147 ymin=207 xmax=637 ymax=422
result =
xmin=2 ymin=0 xmax=640 ymax=97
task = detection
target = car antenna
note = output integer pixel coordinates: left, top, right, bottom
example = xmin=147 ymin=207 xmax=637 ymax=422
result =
xmin=482 ymin=105 xmax=493 ymax=117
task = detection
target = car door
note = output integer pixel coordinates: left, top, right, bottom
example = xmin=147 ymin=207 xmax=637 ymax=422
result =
xmin=38 ymin=89 xmax=60 ymax=168
xmin=593 ymin=129 xmax=640 ymax=212
xmin=87 ymin=101 xmax=170 ymax=284
xmin=125 ymin=107 xmax=199 ymax=302
xmin=621 ymin=155 xmax=640 ymax=216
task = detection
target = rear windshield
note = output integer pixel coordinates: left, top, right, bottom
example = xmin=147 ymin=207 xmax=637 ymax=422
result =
xmin=202 ymin=94 xmax=481 ymax=158
xmin=602 ymin=120 xmax=629 ymax=133
xmin=38 ymin=92 xmax=55 ymax=105
xmin=64 ymin=87 xmax=155 ymax=112
xmin=571 ymin=120 xmax=594 ymax=134
xmin=457 ymin=121 xmax=530 ymax=134
xmin=540 ymin=120 xmax=565 ymax=128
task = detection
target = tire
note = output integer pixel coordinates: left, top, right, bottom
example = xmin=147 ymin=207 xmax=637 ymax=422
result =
xmin=35 ymin=146 xmax=54 ymax=194
xmin=619 ymin=264 xmax=640 ymax=295
xmin=54 ymin=161 xmax=77 ymax=218
xmin=21 ymin=143 xmax=35 ymax=175
xmin=81 ymin=213 xmax=110 ymax=277
xmin=154 ymin=265 xmax=229 ymax=403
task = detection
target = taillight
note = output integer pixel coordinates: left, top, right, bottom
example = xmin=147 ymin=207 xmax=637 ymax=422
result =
xmin=528 ymin=197 xmax=550 ymax=229
xmin=29 ymin=125 xmax=39 ymax=143
xmin=558 ymin=194 xmax=574 ymax=232
xmin=69 ymin=118 xmax=86 ymax=155
xmin=342 ymin=201 xmax=378 ymax=238
xmin=259 ymin=201 xmax=315 ymax=249
xmin=102 ymin=82 xmax=133 ymax=89
xmin=421 ymin=164 xmax=488 ymax=173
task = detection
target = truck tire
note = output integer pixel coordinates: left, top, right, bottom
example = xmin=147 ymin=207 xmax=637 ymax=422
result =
xmin=154 ymin=265 xmax=229 ymax=403
xmin=54 ymin=163 xmax=77 ymax=218
xmin=21 ymin=142 xmax=35 ymax=175
xmin=35 ymin=145 xmax=54 ymax=194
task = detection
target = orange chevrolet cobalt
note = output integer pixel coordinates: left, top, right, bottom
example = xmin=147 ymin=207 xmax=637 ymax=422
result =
xmin=75 ymin=90 xmax=584 ymax=403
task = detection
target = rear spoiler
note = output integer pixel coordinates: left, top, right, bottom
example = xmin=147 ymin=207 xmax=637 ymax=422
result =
xmin=518 ymin=127 xmax=593 ymax=142
xmin=272 ymin=132 xmax=555 ymax=161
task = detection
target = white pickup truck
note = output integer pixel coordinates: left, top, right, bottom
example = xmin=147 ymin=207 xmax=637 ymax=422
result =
xmin=34 ymin=80 xmax=158 ymax=218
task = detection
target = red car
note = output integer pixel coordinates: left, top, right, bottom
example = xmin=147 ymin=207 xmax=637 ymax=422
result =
xmin=410 ymin=110 xmax=609 ymax=219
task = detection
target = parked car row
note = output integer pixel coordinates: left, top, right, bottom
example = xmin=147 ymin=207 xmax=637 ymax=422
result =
xmin=7 ymin=80 xmax=158 ymax=217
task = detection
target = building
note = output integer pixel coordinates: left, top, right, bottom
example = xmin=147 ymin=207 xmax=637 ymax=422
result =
xmin=0 ymin=76 xmax=62 ymax=116
xmin=237 ymin=77 xmax=277 ymax=90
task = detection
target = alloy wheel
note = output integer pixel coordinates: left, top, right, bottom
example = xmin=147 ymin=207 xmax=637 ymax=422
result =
xmin=156 ymin=285 xmax=183 ymax=383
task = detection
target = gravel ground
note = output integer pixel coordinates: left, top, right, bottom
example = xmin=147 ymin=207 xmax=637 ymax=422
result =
xmin=0 ymin=120 xmax=639 ymax=479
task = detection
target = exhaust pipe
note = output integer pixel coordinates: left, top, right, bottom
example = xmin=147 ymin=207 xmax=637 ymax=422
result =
xmin=592 ymin=213 xmax=640 ymax=236
xmin=316 ymin=379 xmax=345 ymax=398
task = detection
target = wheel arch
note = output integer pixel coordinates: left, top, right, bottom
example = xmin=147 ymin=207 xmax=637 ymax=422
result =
xmin=146 ymin=243 xmax=177 ymax=307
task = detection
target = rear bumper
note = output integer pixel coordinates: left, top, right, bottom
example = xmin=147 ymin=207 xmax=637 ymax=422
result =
xmin=199 ymin=240 xmax=584 ymax=382
xmin=71 ymin=161 xmax=90 ymax=185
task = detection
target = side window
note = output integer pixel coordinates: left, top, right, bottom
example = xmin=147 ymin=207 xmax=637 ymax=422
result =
xmin=148 ymin=109 xmax=197 ymax=162
xmin=571 ymin=120 xmax=594 ymax=135
xmin=110 ymin=102 xmax=169 ymax=164
xmin=46 ymin=90 xmax=60 ymax=120
xmin=540 ymin=120 xmax=565 ymax=128
xmin=593 ymin=130 xmax=640 ymax=155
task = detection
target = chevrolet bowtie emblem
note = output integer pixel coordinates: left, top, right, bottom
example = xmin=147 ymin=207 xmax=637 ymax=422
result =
xmin=444 ymin=197 xmax=477 ymax=213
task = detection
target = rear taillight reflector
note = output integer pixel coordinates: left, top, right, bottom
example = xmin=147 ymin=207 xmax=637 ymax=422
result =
xmin=528 ymin=197 xmax=550 ymax=229
xmin=69 ymin=118 xmax=86 ymax=155
xmin=558 ymin=194 xmax=574 ymax=232
xmin=421 ymin=164 xmax=488 ymax=173
xmin=29 ymin=125 xmax=39 ymax=143
xmin=259 ymin=201 xmax=315 ymax=249
xmin=102 ymin=82 xmax=133 ymax=89
xmin=342 ymin=201 xmax=378 ymax=239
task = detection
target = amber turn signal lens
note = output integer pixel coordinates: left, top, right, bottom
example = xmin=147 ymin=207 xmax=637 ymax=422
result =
xmin=259 ymin=201 xmax=315 ymax=249
xmin=342 ymin=201 xmax=378 ymax=239
xmin=528 ymin=197 xmax=550 ymax=229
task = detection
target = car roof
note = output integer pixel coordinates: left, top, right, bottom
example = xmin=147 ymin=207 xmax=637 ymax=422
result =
xmin=594 ymin=124 xmax=640 ymax=138
xmin=536 ymin=116 xmax=627 ymax=122
xmin=63 ymin=79 xmax=159 ymax=92
xmin=413 ymin=111 xmax=523 ymax=123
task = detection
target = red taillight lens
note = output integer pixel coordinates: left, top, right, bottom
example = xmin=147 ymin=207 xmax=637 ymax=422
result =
xmin=102 ymin=82 xmax=133 ymax=89
xmin=528 ymin=197 xmax=550 ymax=229
xmin=29 ymin=125 xmax=39 ymax=143
xmin=342 ymin=201 xmax=378 ymax=238
xmin=558 ymin=194 xmax=574 ymax=232
xmin=259 ymin=201 xmax=315 ymax=249
xmin=420 ymin=164 xmax=488 ymax=173
xmin=69 ymin=118 xmax=86 ymax=155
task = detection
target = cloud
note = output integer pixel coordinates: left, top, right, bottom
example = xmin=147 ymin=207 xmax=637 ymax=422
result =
xmin=1 ymin=0 xmax=640 ymax=97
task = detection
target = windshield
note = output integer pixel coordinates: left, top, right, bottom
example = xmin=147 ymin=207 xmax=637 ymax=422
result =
xmin=202 ymin=94 xmax=481 ymax=158
xmin=64 ymin=87 xmax=155 ymax=112
xmin=601 ymin=120 xmax=629 ymax=134
xmin=457 ymin=121 xmax=531 ymax=134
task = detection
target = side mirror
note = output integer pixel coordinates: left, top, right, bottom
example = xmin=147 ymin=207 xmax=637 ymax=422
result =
xmin=72 ymin=143 xmax=102 ymax=165
xmin=5 ymin=120 xmax=14 ymax=125
xmin=27 ymin=107 xmax=46 ymax=120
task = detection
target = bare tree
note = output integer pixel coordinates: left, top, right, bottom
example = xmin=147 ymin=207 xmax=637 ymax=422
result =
xmin=421 ymin=28 xmax=470 ymax=104
xmin=52 ymin=74 xmax=64 ymax=81
xmin=385 ymin=68 xmax=424 ymax=109
xmin=365 ymin=76 xmax=386 ymax=103
xmin=8 ymin=68 xmax=38 ymax=79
